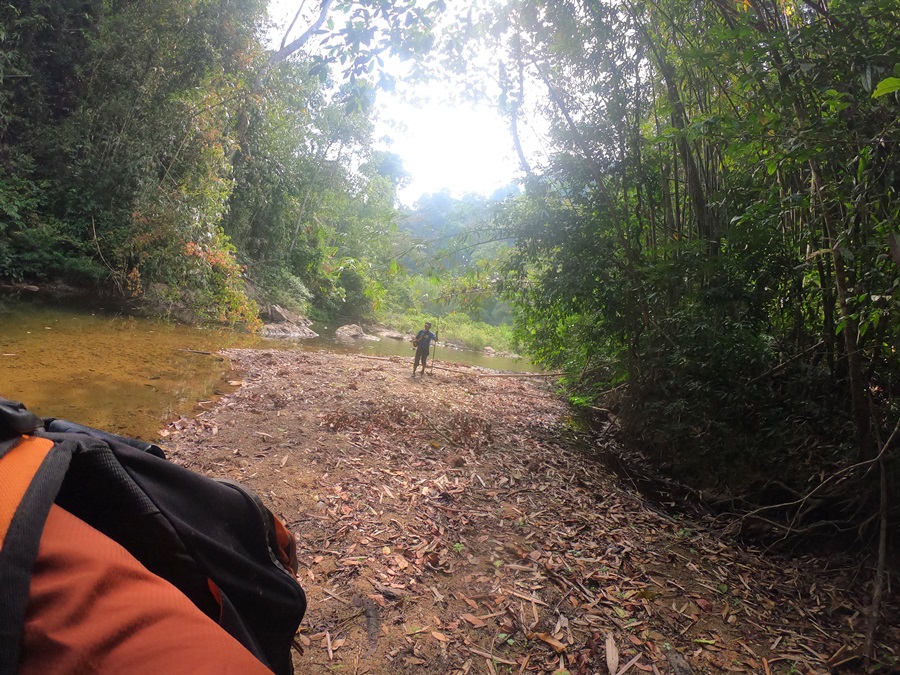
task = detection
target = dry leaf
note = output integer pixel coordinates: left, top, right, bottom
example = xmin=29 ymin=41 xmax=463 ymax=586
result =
xmin=430 ymin=631 xmax=449 ymax=642
xmin=529 ymin=632 xmax=567 ymax=653
xmin=606 ymin=632 xmax=620 ymax=675
xmin=461 ymin=613 xmax=487 ymax=628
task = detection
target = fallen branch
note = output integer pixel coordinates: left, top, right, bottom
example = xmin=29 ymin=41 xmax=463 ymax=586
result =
xmin=737 ymin=420 xmax=900 ymax=539
xmin=596 ymin=382 xmax=628 ymax=397
xmin=428 ymin=364 xmax=474 ymax=374
xmin=476 ymin=371 xmax=563 ymax=379
xmin=322 ymin=587 xmax=352 ymax=604
xmin=466 ymin=646 xmax=518 ymax=666
xmin=777 ymin=419 xmax=899 ymax=541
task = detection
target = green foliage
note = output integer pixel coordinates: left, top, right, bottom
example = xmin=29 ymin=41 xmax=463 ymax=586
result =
xmin=437 ymin=313 xmax=516 ymax=352
xmin=481 ymin=0 xmax=900 ymax=536
xmin=383 ymin=309 xmax=518 ymax=353
xmin=176 ymin=230 xmax=261 ymax=330
xmin=872 ymin=69 xmax=900 ymax=98
xmin=0 ymin=0 xmax=433 ymax=330
xmin=0 ymin=216 xmax=103 ymax=285
xmin=0 ymin=171 xmax=43 ymax=232
xmin=624 ymin=309 xmax=852 ymax=488
xmin=253 ymin=268 xmax=314 ymax=317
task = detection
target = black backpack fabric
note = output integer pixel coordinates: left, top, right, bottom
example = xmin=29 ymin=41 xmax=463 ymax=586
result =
xmin=0 ymin=398 xmax=306 ymax=675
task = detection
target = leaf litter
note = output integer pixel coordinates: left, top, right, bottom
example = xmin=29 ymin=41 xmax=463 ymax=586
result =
xmin=163 ymin=349 xmax=898 ymax=674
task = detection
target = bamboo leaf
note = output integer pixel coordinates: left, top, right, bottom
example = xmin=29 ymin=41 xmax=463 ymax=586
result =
xmin=606 ymin=633 xmax=620 ymax=674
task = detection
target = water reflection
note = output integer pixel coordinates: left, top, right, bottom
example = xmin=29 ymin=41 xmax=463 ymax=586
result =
xmin=1 ymin=295 xmax=535 ymax=440
xmin=1 ymin=295 xmax=261 ymax=439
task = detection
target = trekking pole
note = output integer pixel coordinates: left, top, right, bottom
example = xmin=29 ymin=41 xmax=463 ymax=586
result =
xmin=430 ymin=324 xmax=437 ymax=376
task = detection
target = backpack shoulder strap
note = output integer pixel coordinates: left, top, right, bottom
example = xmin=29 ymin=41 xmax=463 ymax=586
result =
xmin=0 ymin=434 xmax=72 ymax=675
xmin=0 ymin=436 xmax=55 ymax=542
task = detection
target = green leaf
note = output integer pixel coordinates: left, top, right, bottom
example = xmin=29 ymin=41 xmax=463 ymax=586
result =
xmin=872 ymin=77 xmax=900 ymax=98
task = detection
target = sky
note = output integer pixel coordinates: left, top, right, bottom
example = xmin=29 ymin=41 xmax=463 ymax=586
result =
xmin=267 ymin=0 xmax=523 ymax=206
xmin=374 ymin=87 xmax=522 ymax=206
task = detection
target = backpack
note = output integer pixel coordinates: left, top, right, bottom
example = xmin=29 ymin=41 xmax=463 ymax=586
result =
xmin=0 ymin=398 xmax=306 ymax=675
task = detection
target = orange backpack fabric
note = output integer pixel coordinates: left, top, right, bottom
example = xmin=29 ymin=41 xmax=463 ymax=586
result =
xmin=21 ymin=504 xmax=272 ymax=675
xmin=0 ymin=436 xmax=52 ymax=541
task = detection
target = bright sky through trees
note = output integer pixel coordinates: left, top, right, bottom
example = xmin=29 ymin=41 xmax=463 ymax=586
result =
xmin=267 ymin=0 xmax=521 ymax=206
xmin=374 ymin=88 xmax=521 ymax=205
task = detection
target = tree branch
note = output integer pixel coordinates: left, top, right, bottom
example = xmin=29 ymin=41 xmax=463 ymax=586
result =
xmin=272 ymin=0 xmax=336 ymax=64
xmin=735 ymin=418 xmax=900 ymax=540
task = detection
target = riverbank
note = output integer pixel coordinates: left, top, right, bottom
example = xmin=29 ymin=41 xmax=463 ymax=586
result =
xmin=162 ymin=348 xmax=891 ymax=674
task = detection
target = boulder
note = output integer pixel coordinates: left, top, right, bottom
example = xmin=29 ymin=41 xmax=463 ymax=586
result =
xmin=335 ymin=324 xmax=380 ymax=341
xmin=375 ymin=329 xmax=406 ymax=341
xmin=266 ymin=304 xmax=312 ymax=326
xmin=441 ymin=338 xmax=465 ymax=350
xmin=261 ymin=323 xmax=318 ymax=339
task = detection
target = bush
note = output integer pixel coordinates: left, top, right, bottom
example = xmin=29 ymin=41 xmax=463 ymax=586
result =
xmin=0 ymin=218 xmax=104 ymax=286
xmin=620 ymin=309 xmax=856 ymax=493
xmin=251 ymin=266 xmax=314 ymax=317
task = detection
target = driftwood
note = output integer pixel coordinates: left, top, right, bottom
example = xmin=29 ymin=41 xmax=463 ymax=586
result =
xmin=426 ymin=364 xmax=472 ymax=375
xmin=476 ymin=371 xmax=563 ymax=378
xmin=408 ymin=360 xmax=560 ymax=379
xmin=424 ymin=364 xmax=550 ymax=378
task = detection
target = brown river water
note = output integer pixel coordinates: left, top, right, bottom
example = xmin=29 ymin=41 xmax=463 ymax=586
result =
xmin=1 ymin=293 xmax=535 ymax=441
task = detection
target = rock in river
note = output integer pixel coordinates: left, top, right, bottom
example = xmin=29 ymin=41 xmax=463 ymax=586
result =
xmin=335 ymin=324 xmax=380 ymax=341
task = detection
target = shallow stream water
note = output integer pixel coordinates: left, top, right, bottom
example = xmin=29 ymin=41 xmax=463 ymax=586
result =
xmin=1 ymin=293 xmax=535 ymax=440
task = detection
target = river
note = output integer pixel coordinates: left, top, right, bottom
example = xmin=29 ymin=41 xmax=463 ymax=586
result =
xmin=0 ymin=293 xmax=536 ymax=440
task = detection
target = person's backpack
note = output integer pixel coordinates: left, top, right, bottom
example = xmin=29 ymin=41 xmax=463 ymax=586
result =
xmin=0 ymin=398 xmax=306 ymax=675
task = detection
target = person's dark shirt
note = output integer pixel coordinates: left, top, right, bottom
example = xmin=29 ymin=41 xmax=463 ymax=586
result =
xmin=415 ymin=330 xmax=436 ymax=351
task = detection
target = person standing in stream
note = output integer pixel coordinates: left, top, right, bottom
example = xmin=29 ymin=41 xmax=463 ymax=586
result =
xmin=412 ymin=321 xmax=437 ymax=377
